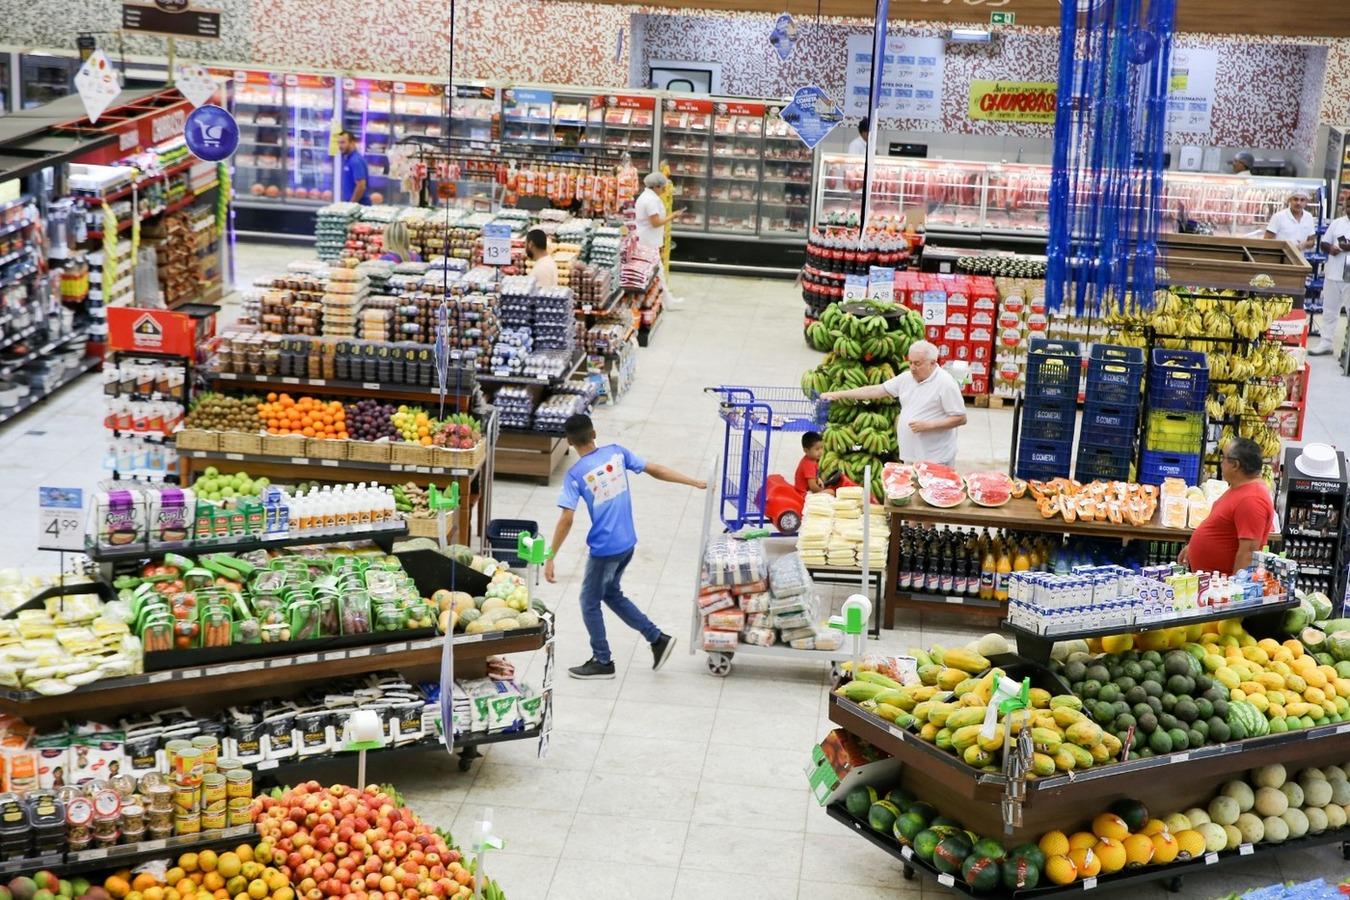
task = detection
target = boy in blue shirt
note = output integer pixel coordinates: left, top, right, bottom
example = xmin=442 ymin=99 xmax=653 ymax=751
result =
xmin=545 ymin=414 xmax=706 ymax=679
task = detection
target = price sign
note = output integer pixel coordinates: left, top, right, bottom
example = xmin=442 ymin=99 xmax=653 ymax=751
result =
xmin=922 ymin=291 xmax=947 ymax=326
xmin=482 ymin=223 xmax=513 ymax=266
xmin=38 ymin=487 xmax=84 ymax=552
xmin=868 ymin=266 xmax=895 ymax=303
xmin=843 ymin=273 xmax=869 ymax=301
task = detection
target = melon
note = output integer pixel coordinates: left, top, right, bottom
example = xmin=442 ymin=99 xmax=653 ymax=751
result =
xmin=1304 ymin=806 xmax=1329 ymax=835
xmin=1303 ymin=778 xmax=1334 ymax=808
xmin=962 ymin=854 xmax=1001 ymax=892
xmin=1307 ymin=591 xmax=1335 ymax=621
xmin=1182 ymin=808 xmax=1211 ymax=828
xmin=1001 ymin=855 xmax=1040 ymax=890
xmin=1251 ymin=764 xmax=1287 ymax=789
xmin=1327 ymin=631 xmax=1350 ymax=662
xmin=1223 ymin=824 xmax=1243 ymax=850
xmin=1163 ymin=812 xmax=1193 ymax=834
xmin=933 ymin=835 xmax=972 ymax=876
xmin=1122 ymin=833 xmax=1154 ymax=867
xmin=1325 ymin=765 xmax=1347 ymax=783
xmin=1173 ymin=829 xmax=1206 ymax=861
xmin=976 ymin=632 xmax=1010 ymax=657
xmin=1254 ymin=786 xmax=1289 ymax=817
xmin=1208 ymin=795 xmax=1242 ymax=826
xmin=1262 ymin=815 xmax=1289 ymax=843
xmin=1236 ymin=812 xmax=1265 ymax=844
xmin=1198 ymin=822 xmax=1228 ymax=853
xmin=1330 ymin=780 xmax=1350 ymax=806
xmin=1109 ymin=798 xmax=1149 ymax=833
xmin=1280 ymin=808 xmax=1309 ymax=839
xmin=913 ymin=829 xmax=941 ymax=862
xmin=1325 ymin=804 xmax=1348 ymax=829
xmin=1221 ymin=782 xmax=1256 ymax=814
xmin=1279 ymin=782 xmax=1304 ymax=810
xmin=1093 ymin=838 xmax=1126 ymax=874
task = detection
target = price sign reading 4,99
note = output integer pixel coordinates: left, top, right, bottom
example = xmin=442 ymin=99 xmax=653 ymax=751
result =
xmin=38 ymin=487 xmax=84 ymax=552
xmin=482 ymin=223 xmax=513 ymax=266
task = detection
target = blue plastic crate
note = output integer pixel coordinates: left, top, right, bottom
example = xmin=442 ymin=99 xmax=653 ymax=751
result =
xmin=1139 ymin=450 xmax=1202 ymax=486
xmin=1079 ymin=421 xmax=1136 ymax=449
xmin=1016 ymin=437 xmax=1072 ymax=479
xmin=1089 ymin=344 xmax=1144 ymax=367
xmin=1022 ymin=398 xmax=1078 ymax=427
xmin=1144 ymin=410 xmax=1205 ymax=455
xmin=1086 ymin=355 xmax=1143 ymax=405
xmin=1148 ymin=348 xmax=1209 ymax=413
xmin=1025 ymin=339 xmax=1081 ymax=400
xmin=1082 ymin=403 xmax=1138 ymax=432
xmin=1020 ymin=416 xmax=1075 ymax=444
xmin=1017 ymin=463 xmax=1073 ymax=483
xmin=1075 ymin=442 xmax=1133 ymax=482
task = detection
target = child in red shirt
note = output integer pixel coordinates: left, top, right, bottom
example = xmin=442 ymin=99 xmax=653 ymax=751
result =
xmin=795 ymin=432 xmax=826 ymax=494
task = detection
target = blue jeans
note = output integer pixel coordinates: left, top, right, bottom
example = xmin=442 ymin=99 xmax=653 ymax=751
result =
xmin=580 ymin=547 xmax=660 ymax=664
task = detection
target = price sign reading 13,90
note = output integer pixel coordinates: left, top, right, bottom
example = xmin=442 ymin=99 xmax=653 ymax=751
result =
xmin=38 ymin=487 xmax=84 ymax=552
xmin=482 ymin=223 xmax=513 ymax=266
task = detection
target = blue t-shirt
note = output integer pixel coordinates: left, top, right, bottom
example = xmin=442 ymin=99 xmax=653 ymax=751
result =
xmin=341 ymin=150 xmax=371 ymax=205
xmin=558 ymin=444 xmax=645 ymax=557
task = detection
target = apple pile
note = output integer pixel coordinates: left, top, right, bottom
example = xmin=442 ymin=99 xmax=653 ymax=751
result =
xmin=251 ymin=782 xmax=477 ymax=900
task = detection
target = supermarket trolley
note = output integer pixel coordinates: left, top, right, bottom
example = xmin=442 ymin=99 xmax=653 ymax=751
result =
xmin=705 ymin=385 xmax=829 ymax=534
xmin=689 ymin=453 xmax=875 ymax=678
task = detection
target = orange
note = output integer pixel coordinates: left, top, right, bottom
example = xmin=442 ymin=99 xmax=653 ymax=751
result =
xmin=247 ymin=882 xmax=268 ymax=900
xmin=199 ymin=851 xmax=218 ymax=873
xmin=1069 ymin=846 xmax=1101 ymax=878
xmin=1123 ymin=833 xmax=1155 ymax=867
xmin=203 ymin=875 xmax=224 ymax=892
xmin=133 ymin=875 xmax=159 ymax=892
xmin=1039 ymin=831 xmax=1070 ymax=858
xmin=1044 ymin=855 xmax=1077 ymax=885
xmin=1093 ymin=837 xmax=1127 ymax=874
xmin=106 ymin=878 xmax=131 ymax=899
xmin=1092 ymin=813 xmax=1130 ymax=842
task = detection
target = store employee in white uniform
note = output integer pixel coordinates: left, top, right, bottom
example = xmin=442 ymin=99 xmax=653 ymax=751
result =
xmin=1312 ymin=202 xmax=1350 ymax=356
xmin=820 ymin=341 xmax=967 ymax=467
xmin=634 ymin=172 xmax=684 ymax=307
xmin=848 ymin=117 xmax=870 ymax=156
xmin=1264 ymin=190 xmax=1318 ymax=250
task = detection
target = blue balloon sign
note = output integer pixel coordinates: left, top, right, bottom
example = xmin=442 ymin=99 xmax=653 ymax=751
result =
xmin=184 ymin=104 xmax=238 ymax=162
xmin=779 ymin=86 xmax=844 ymax=150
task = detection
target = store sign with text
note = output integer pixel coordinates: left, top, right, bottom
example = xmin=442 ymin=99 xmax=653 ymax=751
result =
xmin=121 ymin=1 xmax=222 ymax=39
xmin=667 ymin=98 xmax=713 ymax=115
xmin=967 ymin=80 xmax=1057 ymax=124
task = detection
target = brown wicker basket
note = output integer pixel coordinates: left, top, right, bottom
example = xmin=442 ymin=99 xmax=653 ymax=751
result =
xmin=261 ymin=434 xmax=308 ymax=458
xmin=219 ymin=432 xmax=262 ymax=455
xmin=175 ymin=429 xmax=219 ymax=452
xmin=391 ymin=442 xmax=433 ymax=467
xmin=406 ymin=515 xmax=454 ymax=541
xmin=306 ymin=438 xmax=347 ymax=460
xmin=347 ymin=440 xmax=391 ymax=464
xmin=447 ymin=440 xmax=487 ymax=470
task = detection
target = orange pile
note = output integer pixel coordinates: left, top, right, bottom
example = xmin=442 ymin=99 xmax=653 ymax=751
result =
xmin=257 ymin=393 xmax=347 ymax=439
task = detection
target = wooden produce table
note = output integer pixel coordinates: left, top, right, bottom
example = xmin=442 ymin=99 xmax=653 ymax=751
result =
xmin=179 ymin=448 xmax=486 ymax=543
xmin=882 ymin=496 xmax=1194 ymax=629
xmin=209 ymin=372 xmax=476 ymax=411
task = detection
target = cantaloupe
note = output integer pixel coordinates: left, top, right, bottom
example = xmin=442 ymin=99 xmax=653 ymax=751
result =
xmin=1197 ymin=822 xmax=1228 ymax=853
xmin=1280 ymin=808 xmax=1309 ymax=839
xmin=1173 ymin=829 xmax=1206 ymax=861
xmin=1304 ymin=806 xmax=1329 ymax=835
xmin=1262 ymin=815 xmax=1289 ymax=843
xmin=1279 ymin=782 xmax=1304 ymax=810
xmin=1236 ymin=812 xmax=1265 ymax=844
xmin=1163 ymin=812 xmax=1193 ymax=834
xmin=1222 ymin=781 xmax=1256 ymax=812
xmin=1330 ymin=779 xmax=1350 ymax=806
xmin=1208 ymin=795 xmax=1241 ymax=826
xmin=1303 ymin=778 xmax=1333 ymax=808
xmin=1254 ymin=786 xmax=1289 ymax=818
xmin=1251 ymin=764 xmax=1286 ymax=789
xmin=1223 ymin=824 xmax=1244 ymax=850
xmin=1182 ymin=808 xmax=1211 ymax=828
xmin=1299 ymin=766 xmax=1328 ymax=783
xmin=1324 ymin=805 xmax=1347 ymax=829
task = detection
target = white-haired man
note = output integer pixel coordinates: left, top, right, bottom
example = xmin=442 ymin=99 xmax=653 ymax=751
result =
xmin=821 ymin=340 xmax=967 ymax=467
xmin=1264 ymin=190 xmax=1317 ymax=251
xmin=633 ymin=171 xmax=685 ymax=307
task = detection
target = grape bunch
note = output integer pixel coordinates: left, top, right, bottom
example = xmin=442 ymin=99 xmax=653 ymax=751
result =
xmin=344 ymin=399 xmax=400 ymax=442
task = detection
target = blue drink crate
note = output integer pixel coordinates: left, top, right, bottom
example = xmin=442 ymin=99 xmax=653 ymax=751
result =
xmin=1075 ymin=442 xmax=1133 ymax=482
xmin=1022 ymin=398 xmax=1078 ymax=427
xmin=1086 ymin=357 xmax=1143 ymax=405
xmin=1139 ymin=449 xmax=1202 ymax=486
xmin=1144 ymin=410 xmax=1205 ymax=455
xmin=1019 ymin=412 xmax=1075 ymax=444
xmin=1025 ymin=339 xmax=1082 ymax=401
xmin=1082 ymin=402 xmax=1138 ymax=432
xmin=1016 ymin=437 xmax=1072 ymax=479
xmin=1148 ymin=348 xmax=1209 ymax=413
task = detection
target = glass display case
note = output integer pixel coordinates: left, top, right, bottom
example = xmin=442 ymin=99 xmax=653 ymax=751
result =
xmin=340 ymin=77 xmax=396 ymax=202
xmin=708 ymin=100 xmax=764 ymax=236
xmin=594 ymin=94 xmax=656 ymax=172
xmin=449 ymin=84 xmax=499 ymax=145
xmin=229 ymin=69 xmax=289 ymax=202
xmin=284 ymin=73 xmax=337 ymax=205
xmin=0 ymin=54 xmax=11 ymax=115
xmin=660 ymin=96 xmax=713 ymax=231
xmin=20 ymin=52 xmax=79 ymax=109
xmin=761 ymin=113 xmax=813 ymax=238
xmin=815 ymin=153 xmax=1323 ymax=238
xmin=1322 ymin=125 xmax=1350 ymax=215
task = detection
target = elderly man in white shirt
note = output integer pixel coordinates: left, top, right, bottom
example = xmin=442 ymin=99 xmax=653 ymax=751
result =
xmin=820 ymin=340 xmax=967 ymax=467
xmin=1264 ymin=190 xmax=1318 ymax=251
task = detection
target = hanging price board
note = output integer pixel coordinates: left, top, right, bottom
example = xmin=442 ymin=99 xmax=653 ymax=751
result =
xmin=38 ymin=487 xmax=85 ymax=552
xmin=482 ymin=224 xmax=513 ymax=266
xmin=922 ymin=291 xmax=947 ymax=326
xmin=843 ymin=273 xmax=869 ymax=301
xmin=868 ymin=266 xmax=895 ymax=303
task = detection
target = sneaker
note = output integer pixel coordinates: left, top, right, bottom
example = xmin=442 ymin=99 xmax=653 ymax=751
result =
xmin=651 ymin=633 xmax=677 ymax=670
xmin=568 ymin=658 xmax=616 ymax=679
xmin=1309 ymin=343 xmax=1334 ymax=356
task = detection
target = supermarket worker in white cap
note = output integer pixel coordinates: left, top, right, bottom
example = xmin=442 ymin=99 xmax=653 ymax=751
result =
xmin=633 ymin=171 xmax=685 ymax=306
xmin=1264 ymin=189 xmax=1318 ymax=251
xmin=820 ymin=340 xmax=967 ymax=467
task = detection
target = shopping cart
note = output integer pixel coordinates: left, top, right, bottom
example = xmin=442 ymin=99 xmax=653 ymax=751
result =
xmin=705 ymin=385 xmax=829 ymax=534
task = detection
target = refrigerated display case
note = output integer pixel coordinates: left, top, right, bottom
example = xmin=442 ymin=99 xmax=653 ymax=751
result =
xmin=226 ymin=69 xmax=334 ymax=206
xmin=340 ymin=76 xmax=396 ymax=202
xmin=707 ymin=99 xmax=764 ymax=237
xmin=660 ymin=96 xmax=713 ymax=231
xmin=594 ymin=93 xmax=656 ymax=172
xmin=449 ymin=84 xmax=498 ymax=145
xmin=284 ymin=73 xmax=337 ymax=204
xmin=19 ymin=51 xmax=80 ymax=108
xmin=0 ymin=53 xmax=11 ymax=114
xmin=501 ymin=86 xmax=563 ymax=149
xmin=761 ymin=112 xmax=813 ymax=239
xmin=814 ymin=153 xmax=1322 ymax=241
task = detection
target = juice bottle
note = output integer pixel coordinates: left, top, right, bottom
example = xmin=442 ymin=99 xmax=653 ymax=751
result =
xmin=995 ymin=542 xmax=1013 ymax=603
xmin=1013 ymin=541 xmax=1031 ymax=574
xmin=980 ymin=540 xmax=997 ymax=601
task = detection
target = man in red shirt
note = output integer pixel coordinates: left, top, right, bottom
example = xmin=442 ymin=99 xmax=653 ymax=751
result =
xmin=1179 ymin=438 xmax=1274 ymax=575
xmin=795 ymin=431 xmax=825 ymax=494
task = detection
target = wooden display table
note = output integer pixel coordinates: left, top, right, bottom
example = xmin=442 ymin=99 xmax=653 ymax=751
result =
xmin=883 ymin=497 xmax=1195 ymax=629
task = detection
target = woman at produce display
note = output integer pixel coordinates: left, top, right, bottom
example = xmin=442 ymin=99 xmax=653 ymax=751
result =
xmin=819 ymin=341 xmax=967 ymax=468
xmin=543 ymin=414 xmax=706 ymax=679
xmin=378 ymin=221 xmax=420 ymax=263
xmin=1178 ymin=438 xmax=1275 ymax=575
xmin=526 ymin=228 xmax=558 ymax=289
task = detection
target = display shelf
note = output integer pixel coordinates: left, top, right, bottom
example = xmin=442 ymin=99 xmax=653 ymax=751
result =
xmin=179 ymin=447 xmax=478 ymax=478
xmin=0 ymin=628 xmax=547 ymax=719
xmin=208 ymin=371 xmax=475 ymax=407
xmin=826 ymin=804 xmax=1350 ymax=899
xmin=87 ymin=521 xmax=410 ymax=562
xmin=1006 ymin=594 xmax=1299 ymax=664
xmin=255 ymin=726 xmax=544 ymax=782
xmin=0 ymin=356 xmax=101 ymax=428
xmin=479 ymin=350 xmax=585 ymax=388
xmin=61 ymin=825 xmax=258 ymax=875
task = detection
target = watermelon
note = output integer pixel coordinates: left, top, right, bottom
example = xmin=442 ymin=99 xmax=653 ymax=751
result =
xmin=1001 ymin=854 xmax=1041 ymax=890
xmin=868 ymin=800 xmax=901 ymax=833
xmin=933 ymin=835 xmax=972 ymax=876
xmin=963 ymin=854 xmax=1001 ymax=892
xmin=972 ymin=838 xmax=1007 ymax=862
xmin=1227 ymin=700 xmax=1268 ymax=738
xmin=844 ymin=787 xmax=876 ymax=820
xmin=908 ymin=801 xmax=938 ymax=823
xmin=1110 ymin=798 xmax=1150 ymax=833
xmin=1327 ymin=631 xmax=1350 ymax=662
xmin=885 ymin=787 xmax=915 ymax=811
xmin=913 ymin=829 xmax=941 ymax=861
xmin=1008 ymin=843 xmax=1046 ymax=872
xmin=893 ymin=811 xmax=927 ymax=846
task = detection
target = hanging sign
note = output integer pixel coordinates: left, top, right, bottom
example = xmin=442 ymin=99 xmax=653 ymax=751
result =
xmin=173 ymin=62 xmax=219 ymax=108
xmin=844 ymin=34 xmax=944 ymax=121
xmin=121 ymin=1 xmax=222 ymax=39
xmin=184 ymin=104 xmax=239 ymax=161
xmin=1166 ymin=47 xmax=1218 ymax=133
xmin=73 ymin=51 xmax=121 ymax=124
xmin=38 ymin=487 xmax=85 ymax=553
xmin=778 ymin=86 xmax=844 ymax=150
xmin=968 ymin=81 xmax=1057 ymax=124
xmin=770 ymin=13 xmax=798 ymax=61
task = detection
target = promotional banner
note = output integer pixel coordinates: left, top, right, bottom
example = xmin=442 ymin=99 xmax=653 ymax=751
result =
xmin=844 ymin=33 xmax=943 ymax=121
xmin=73 ymin=50 xmax=121 ymax=124
xmin=1165 ymin=47 xmax=1218 ymax=132
xmin=770 ymin=13 xmax=798 ymax=61
xmin=779 ymin=86 xmax=844 ymax=149
xmin=968 ymin=80 xmax=1057 ymax=124
xmin=173 ymin=62 xmax=219 ymax=108
xmin=184 ymin=103 xmax=239 ymax=161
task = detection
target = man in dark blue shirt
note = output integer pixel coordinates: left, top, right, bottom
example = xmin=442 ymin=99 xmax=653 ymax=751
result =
xmin=338 ymin=131 xmax=370 ymax=205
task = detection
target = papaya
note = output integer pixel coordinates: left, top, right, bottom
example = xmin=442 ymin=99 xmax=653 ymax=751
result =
xmin=1066 ymin=721 xmax=1104 ymax=748
xmin=1053 ymin=707 xmax=1088 ymax=728
xmin=1065 ymin=743 xmax=1095 ymax=769
xmin=928 ymin=702 xmax=958 ymax=727
xmin=959 ymin=692 xmax=986 ymax=708
xmin=952 ymin=725 xmax=984 ymax=753
xmin=837 ymin=680 xmax=889 ymax=702
xmin=979 ymin=724 xmax=1007 ymax=753
xmin=874 ymin=689 xmax=913 ymax=710
xmin=1031 ymin=728 xmax=1063 ymax=753
xmin=1029 ymin=688 xmax=1052 ymax=709
xmin=942 ymin=648 xmax=991 ymax=674
xmin=909 ymin=647 xmax=933 ymax=668
xmin=963 ymin=744 xmax=994 ymax=767
xmin=919 ymin=722 xmax=939 ymax=742
xmin=928 ymin=644 xmax=948 ymax=666
xmin=1102 ymin=733 xmax=1123 ymax=756
xmin=874 ymin=703 xmax=910 ymax=724
xmin=913 ymin=701 xmax=937 ymax=722
xmin=918 ymin=664 xmax=943 ymax=686
xmin=856 ymin=670 xmax=903 ymax=690
xmin=937 ymin=668 xmax=968 ymax=691
xmin=953 ymin=677 xmax=983 ymax=698
xmin=1053 ymin=746 xmax=1078 ymax=772
xmin=1050 ymin=695 xmax=1083 ymax=711
xmin=1090 ymin=742 xmax=1113 ymax=764
xmin=935 ymin=728 xmax=954 ymax=751
xmin=946 ymin=707 xmax=988 ymax=731
xmin=910 ymin=685 xmax=941 ymax=702
xmin=1031 ymin=752 xmax=1057 ymax=777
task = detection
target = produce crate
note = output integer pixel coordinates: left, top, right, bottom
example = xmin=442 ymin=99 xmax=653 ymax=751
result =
xmin=392 ymin=442 xmax=434 ymax=466
xmin=406 ymin=516 xmax=454 ymax=541
xmin=219 ymin=432 xmax=262 ymax=455
xmin=1024 ymin=338 xmax=1081 ymax=401
xmin=1016 ymin=437 xmax=1072 ymax=480
xmin=306 ymin=438 xmax=347 ymax=460
xmin=1144 ymin=409 xmax=1205 ymax=455
xmin=175 ymin=429 xmax=219 ymax=451
xmin=1074 ymin=442 xmax=1133 ymax=482
xmin=1019 ymin=414 xmax=1074 ymax=444
xmin=1082 ymin=403 xmax=1139 ymax=432
xmin=1140 ymin=449 xmax=1202 ymax=485
xmin=1020 ymin=398 xmax=1077 ymax=428
xmin=1148 ymin=348 xmax=1209 ymax=413
xmin=348 ymin=440 xmax=391 ymax=464
xmin=449 ymin=439 xmax=487 ymax=470
xmin=261 ymin=434 xmax=307 ymax=457
xmin=487 ymin=518 xmax=539 ymax=568
xmin=1086 ymin=345 xmax=1144 ymax=406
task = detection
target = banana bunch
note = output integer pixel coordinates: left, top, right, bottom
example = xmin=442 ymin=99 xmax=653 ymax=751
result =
xmin=1180 ymin=309 xmax=1206 ymax=337
xmin=1245 ymin=382 xmax=1287 ymax=417
xmin=823 ymin=426 xmax=861 ymax=454
xmin=1201 ymin=309 xmax=1233 ymax=338
xmin=1205 ymin=395 xmax=1225 ymax=419
xmin=1226 ymin=354 xmax=1255 ymax=381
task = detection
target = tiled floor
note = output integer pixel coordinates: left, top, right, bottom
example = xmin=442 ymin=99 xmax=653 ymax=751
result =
xmin=3 ymin=244 xmax=1349 ymax=898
